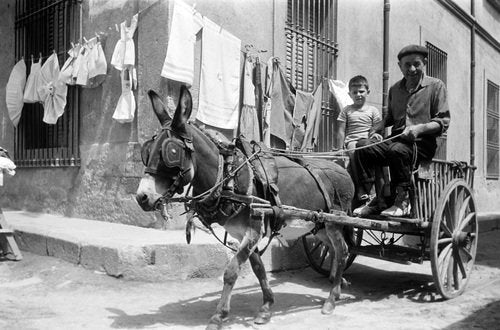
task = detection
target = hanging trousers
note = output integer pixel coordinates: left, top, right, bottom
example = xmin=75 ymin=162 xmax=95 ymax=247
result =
xmin=352 ymin=137 xmax=437 ymax=187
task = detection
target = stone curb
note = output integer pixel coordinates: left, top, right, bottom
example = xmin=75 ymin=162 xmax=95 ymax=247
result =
xmin=4 ymin=210 xmax=309 ymax=281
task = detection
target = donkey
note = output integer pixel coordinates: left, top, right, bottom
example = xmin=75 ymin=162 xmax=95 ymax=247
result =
xmin=136 ymin=86 xmax=354 ymax=329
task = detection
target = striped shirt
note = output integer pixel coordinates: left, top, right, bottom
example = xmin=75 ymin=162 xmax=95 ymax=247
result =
xmin=337 ymin=104 xmax=382 ymax=144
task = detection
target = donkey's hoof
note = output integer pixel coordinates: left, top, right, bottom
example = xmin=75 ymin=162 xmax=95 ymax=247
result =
xmin=254 ymin=311 xmax=271 ymax=325
xmin=321 ymin=300 xmax=335 ymax=315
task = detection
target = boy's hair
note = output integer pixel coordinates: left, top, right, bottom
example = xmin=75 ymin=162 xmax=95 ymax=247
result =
xmin=348 ymin=75 xmax=369 ymax=90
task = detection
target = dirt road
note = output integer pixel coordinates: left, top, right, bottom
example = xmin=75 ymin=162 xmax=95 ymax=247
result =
xmin=1 ymin=230 xmax=499 ymax=330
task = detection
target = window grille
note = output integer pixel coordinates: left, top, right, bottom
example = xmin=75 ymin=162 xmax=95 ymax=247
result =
xmin=14 ymin=0 xmax=80 ymax=167
xmin=486 ymin=80 xmax=499 ymax=179
xmin=285 ymin=0 xmax=338 ymax=152
xmin=426 ymin=41 xmax=447 ymax=160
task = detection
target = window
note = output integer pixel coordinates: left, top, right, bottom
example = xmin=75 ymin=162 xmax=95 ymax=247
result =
xmin=426 ymin=42 xmax=448 ymax=160
xmin=285 ymin=0 xmax=338 ymax=152
xmin=14 ymin=0 xmax=80 ymax=167
xmin=486 ymin=80 xmax=499 ymax=179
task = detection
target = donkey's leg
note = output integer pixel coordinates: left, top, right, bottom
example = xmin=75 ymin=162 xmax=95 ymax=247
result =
xmin=207 ymin=225 xmax=261 ymax=330
xmin=249 ymin=250 xmax=274 ymax=324
xmin=322 ymin=223 xmax=348 ymax=315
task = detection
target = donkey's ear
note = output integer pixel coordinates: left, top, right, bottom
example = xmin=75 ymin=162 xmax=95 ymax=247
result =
xmin=172 ymin=85 xmax=193 ymax=130
xmin=148 ymin=90 xmax=171 ymax=126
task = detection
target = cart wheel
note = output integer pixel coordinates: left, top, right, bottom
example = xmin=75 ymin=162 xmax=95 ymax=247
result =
xmin=302 ymin=227 xmax=363 ymax=276
xmin=430 ymin=179 xmax=478 ymax=299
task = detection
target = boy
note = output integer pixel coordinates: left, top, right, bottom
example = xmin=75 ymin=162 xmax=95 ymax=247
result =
xmin=336 ymin=75 xmax=383 ymax=207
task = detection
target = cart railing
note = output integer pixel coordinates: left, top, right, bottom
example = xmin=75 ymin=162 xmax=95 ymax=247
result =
xmin=413 ymin=159 xmax=476 ymax=222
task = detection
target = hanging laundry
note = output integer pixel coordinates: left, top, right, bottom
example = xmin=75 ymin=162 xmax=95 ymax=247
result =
xmin=253 ymin=57 xmax=264 ymax=140
xmin=60 ymin=43 xmax=81 ymax=85
xmin=75 ymin=40 xmax=91 ymax=86
xmin=291 ymin=90 xmax=314 ymax=150
xmin=37 ymin=53 xmax=68 ymax=124
xmin=161 ymin=0 xmax=203 ymax=86
xmin=266 ymin=58 xmax=296 ymax=149
xmin=328 ymin=79 xmax=353 ymax=110
xmin=110 ymin=13 xmax=138 ymax=71
xmin=23 ymin=57 xmax=42 ymax=103
xmin=301 ymin=82 xmax=323 ymax=151
xmin=197 ymin=17 xmax=241 ymax=130
xmin=5 ymin=59 xmax=26 ymax=127
xmin=87 ymin=37 xmax=107 ymax=88
xmin=239 ymin=57 xmax=260 ymax=141
xmin=262 ymin=57 xmax=274 ymax=146
xmin=111 ymin=14 xmax=138 ymax=123
xmin=112 ymin=68 xmax=135 ymax=123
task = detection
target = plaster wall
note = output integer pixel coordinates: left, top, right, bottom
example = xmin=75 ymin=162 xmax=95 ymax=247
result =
xmin=0 ymin=0 xmax=278 ymax=227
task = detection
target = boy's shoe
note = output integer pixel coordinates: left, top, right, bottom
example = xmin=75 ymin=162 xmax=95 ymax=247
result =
xmin=353 ymin=196 xmax=386 ymax=217
xmin=381 ymin=185 xmax=411 ymax=217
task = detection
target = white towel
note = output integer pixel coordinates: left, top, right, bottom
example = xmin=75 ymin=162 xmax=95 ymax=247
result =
xmin=161 ymin=0 xmax=202 ymax=86
xmin=196 ymin=17 xmax=241 ymax=130
xmin=37 ymin=53 xmax=68 ymax=124
xmin=6 ymin=59 xmax=27 ymax=127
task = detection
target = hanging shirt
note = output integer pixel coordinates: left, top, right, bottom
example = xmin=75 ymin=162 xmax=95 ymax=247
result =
xmin=161 ymin=0 xmax=203 ymax=86
xmin=60 ymin=43 xmax=81 ymax=86
xmin=301 ymin=82 xmax=323 ymax=151
xmin=110 ymin=13 xmax=138 ymax=71
xmin=6 ymin=59 xmax=27 ymax=127
xmin=239 ymin=58 xmax=260 ymax=141
xmin=196 ymin=17 xmax=241 ymax=130
xmin=23 ymin=58 xmax=42 ymax=103
xmin=37 ymin=53 xmax=68 ymax=124
xmin=86 ymin=37 xmax=107 ymax=88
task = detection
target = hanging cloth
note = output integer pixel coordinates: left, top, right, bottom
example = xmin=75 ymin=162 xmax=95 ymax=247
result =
xmin=161 ymin=0 xmax=203 ymax=86
xmin=37 ymin=53 xmax=68 ymax=124
xmin=267 ymin=58 xmax=296 ymax=149
xmin=196 ymin=16 xmax=241 ymax=129
xmin=301 ymin=82 xmax=323 ymax=151
xmin=23 ymin=58 xmax=42 ymax=103
xmin=328 ymin=79 xmax=353 ymax=110
xmin=5 ymin=59 xmax=27 ymax=127
xmin=110 ymin=14 xmax=138 ymax=71
xmin=75 ymin=40 xmax=91 ymax=86
xmin=112 ymin=68 xmax=135 ymax=123
xmin=87 ymin=37 xmax=107 ymax=88
xmin=253 ymin=58 xmax=264 ymax=140
xmin=291 ymin=90 xmax=314 ymax=150
xmin=239 ymin=58 xmax=260 ymax=141
xmin=60 ymin=43 xmax=81 ymax=86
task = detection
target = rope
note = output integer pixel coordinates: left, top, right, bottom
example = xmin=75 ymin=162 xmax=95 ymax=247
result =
xmin=268 ymin=133 xmax=405 ymax=157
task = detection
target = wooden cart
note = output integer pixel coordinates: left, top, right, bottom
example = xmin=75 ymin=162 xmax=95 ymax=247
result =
xmin=251 ymin=159 xmax=477 ymax=300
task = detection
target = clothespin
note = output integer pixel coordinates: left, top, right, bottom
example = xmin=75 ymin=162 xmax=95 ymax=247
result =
xmin=39 ymin=52 xmax=42 ymax=61
xmin=53 ymin=49 xmax=56 ymax=54
xmin=115 ymin=23 xmax=119 ymax=32
xmin=83 ymin=36 xmax=88 ymax=44
xmin=31 ymin=54 xmax=34 ymax=63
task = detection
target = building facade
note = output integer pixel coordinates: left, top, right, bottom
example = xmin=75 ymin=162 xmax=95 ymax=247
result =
xmin=0 ymin=0 xmax=499 ymax=227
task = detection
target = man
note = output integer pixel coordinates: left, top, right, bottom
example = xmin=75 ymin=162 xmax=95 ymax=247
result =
xmin=352 ymin=44 xmax=450 ymax=217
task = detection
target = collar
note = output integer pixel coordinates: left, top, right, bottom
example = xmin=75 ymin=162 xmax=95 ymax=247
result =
xmin=398 ymin=74 xmax=432 ymax=91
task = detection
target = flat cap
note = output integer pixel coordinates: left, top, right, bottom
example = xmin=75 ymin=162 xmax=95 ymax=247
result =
xmin=397 ymin=44 xmax=428 ymax=60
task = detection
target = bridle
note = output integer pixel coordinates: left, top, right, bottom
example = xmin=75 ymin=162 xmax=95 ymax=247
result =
xmin=141 ymin=124 xmax=195 ymax=204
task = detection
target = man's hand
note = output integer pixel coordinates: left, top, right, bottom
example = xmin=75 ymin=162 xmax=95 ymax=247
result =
xmin=401 ymin=124 xmax=424 ymax=142
xmin=370 ymin=133 xmax=383 ymax=142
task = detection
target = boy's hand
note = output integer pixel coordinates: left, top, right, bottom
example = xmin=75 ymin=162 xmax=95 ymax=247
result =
xmin=370 ymin=133 xmax=383 ymax=142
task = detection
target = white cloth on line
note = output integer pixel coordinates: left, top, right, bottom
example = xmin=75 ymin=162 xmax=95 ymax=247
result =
xmin=23 ymin=58 xmax=42 ymax=103
xmin=161 ymin=0 xmax=203 ymax=86
xmin=60 ymin=43 xmax=81 ymax=86
xmin=37 ymin=53 xmax=68 ymax=124
xmin=112 ymin=68 xmax=136 ymax=123
xmin=239 ymin=59 xmax=260 ymax=141
xmin=110 ymin=13 xmax=138 ymax=71
xmin=196 ymin=16 xmax=241 ymax=130
xmin=6 ymin=59 xmax=27 ymax=127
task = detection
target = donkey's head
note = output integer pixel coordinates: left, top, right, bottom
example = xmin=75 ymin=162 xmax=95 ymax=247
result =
xmin=136 ymin=86 xmax=195 ymax=211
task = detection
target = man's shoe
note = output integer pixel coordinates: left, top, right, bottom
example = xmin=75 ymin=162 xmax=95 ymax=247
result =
xmin=381 ymin=185 xmax=411 ymax=217
xmin=353 ymin=196 xmax=386 ymax=217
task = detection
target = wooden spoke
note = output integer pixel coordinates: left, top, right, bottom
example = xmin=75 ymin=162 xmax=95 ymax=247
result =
xmin=438 ymin=237 xmax=453 ymax=245
xmin=440 ymin=222 xmax=453 ymax=237
xmin=458 ymin=212 xmax=476 ymax=233
xmin=459 ymin=245 xmax=474 ymax=260
xmin=457 ymin=196 xmax=471 ymax=223
xmin=452 ymin=255 xmax=460 ymax=290
xmin=454 ymin=247 xmax=467 ymax=279
xmin=444 ymin=202 xmax=455 ymax=231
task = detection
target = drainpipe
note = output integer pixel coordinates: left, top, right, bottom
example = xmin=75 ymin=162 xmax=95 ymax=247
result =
xmin=382 ymin=0 xmax=390 ymax=118
xmin=470 ymin=0 xmax=475 ymax=166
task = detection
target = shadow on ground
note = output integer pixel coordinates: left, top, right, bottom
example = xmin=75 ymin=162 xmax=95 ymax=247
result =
xmin=443 ymin=299 xmax=500 ymax=329
xmin=106 ymin=261 xmax=442 ymax=329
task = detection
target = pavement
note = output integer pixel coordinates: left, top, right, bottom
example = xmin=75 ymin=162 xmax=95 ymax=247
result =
xmin=1 ymin=208 xmax=499 ymax=282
